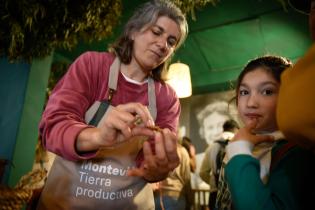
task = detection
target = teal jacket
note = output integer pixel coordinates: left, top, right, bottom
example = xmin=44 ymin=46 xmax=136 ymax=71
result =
xmin=225 ymin=140 xmax=315 ymax=210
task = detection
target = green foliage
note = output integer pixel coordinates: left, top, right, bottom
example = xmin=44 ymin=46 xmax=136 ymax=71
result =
xmin=171 ymin=0 xmax=288 ymax=20
xmin=0 ymin=0 xmax=122 ymax=62
xmin=47 ymin=61 xmax=69 ymax=96
xmin=276 ymin=0 xmax=289 ymax=11
xmin=170 ymin=0 xmax=219 ymax=20
xmin=0 ymin=0 xmax=286 ymax=63
xmin=0 ymin=0 xmax=223 ymax=63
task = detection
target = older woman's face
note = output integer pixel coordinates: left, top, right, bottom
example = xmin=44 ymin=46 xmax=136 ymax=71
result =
xmin=131 ymin=16 xmax=180 ymax=72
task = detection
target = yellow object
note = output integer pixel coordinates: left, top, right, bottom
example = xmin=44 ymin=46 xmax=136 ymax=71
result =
xmin=277 ymin=43 xmax=315 ymax=150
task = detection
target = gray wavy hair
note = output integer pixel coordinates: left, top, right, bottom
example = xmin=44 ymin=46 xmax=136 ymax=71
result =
xmin=109 ymin=0 xmax=188 ymax=82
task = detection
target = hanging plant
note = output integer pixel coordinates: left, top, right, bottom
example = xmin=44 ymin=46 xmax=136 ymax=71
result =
xmin=170 ymin=0 xmax=287 ymax=20
xmin=46 ymin=61 xmax=69 ymax=96
xmin=170 ymin=0 xmax=218 ymax=20
xmin=0 ymin=0 xmax=122 ymax=62
xmin=0 ymin=0 xmax=287 ymax=63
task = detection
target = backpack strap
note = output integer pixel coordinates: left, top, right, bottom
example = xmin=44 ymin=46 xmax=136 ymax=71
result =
xmin=214 ymin=139 xmax=229 ymax=147
xmin=213 ymin=140 xmax=229 ymax=181
xmin=270 ymin=141 xmax=297 ymax=171
xmin=147 ymin=78 xmax=157 ymax=121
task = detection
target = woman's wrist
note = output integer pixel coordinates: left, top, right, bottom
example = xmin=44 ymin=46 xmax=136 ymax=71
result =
xmin=76 ymin=127 xmax=100 ymax=153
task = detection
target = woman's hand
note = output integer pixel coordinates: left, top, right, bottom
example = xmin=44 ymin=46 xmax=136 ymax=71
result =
xmin=76 ymin=102 xmax=155 ymax=153
xmin=127 ymin=128 xmax=180 ymax=182
xmin=232 ymin=119 xmax=274 ymax=145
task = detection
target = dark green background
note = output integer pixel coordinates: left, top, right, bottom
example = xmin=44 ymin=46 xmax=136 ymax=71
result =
xmin=55 ymin=0 xmax=311 ymax=94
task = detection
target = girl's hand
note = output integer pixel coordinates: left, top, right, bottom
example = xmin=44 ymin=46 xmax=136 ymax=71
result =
xmin=232 ymin=118 xmax=274 ymax=145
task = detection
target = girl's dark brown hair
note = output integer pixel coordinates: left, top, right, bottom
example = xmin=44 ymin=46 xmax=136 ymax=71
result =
xmin=231 ymin=55 xmax=292 ymax=105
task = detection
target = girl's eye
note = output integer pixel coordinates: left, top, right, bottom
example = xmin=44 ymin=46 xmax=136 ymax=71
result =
xmin=239 ymin=89 xmax=248 ymax=96
xmin=262 ymin=89 xmax=274 ymax=95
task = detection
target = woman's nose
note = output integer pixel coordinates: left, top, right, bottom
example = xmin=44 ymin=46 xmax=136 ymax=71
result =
xmin=156 ymin=37 xmax=168 ymax=52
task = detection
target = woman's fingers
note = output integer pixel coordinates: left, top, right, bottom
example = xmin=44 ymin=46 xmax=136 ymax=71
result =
xmin=131 ymin=126 xmax=155 ymax=137
xmin=116 ymin=103 xmax=154 ymax=127
xmin=127 ymin=129 xmax=180 ymax=182
xmin=143 ymin=140 xmax=158 ymax=169
xmin=161 ymin=129 xmax=179 ymax=170
xmin=127 ymin=141 xmax=157 ymax=179
xmin=154 ymin=132 xmax=168 ymax=166
xmin=127 ymin=167 xmax=144 ymax=177
xmin=98 ymin=102 xmax=155 ymax=145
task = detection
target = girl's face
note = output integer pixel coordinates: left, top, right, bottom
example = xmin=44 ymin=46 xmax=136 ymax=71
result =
xmin=202 ymin=112 xmax=229 ymax=144
xmin=237 ymin=68 xmax=279 ymax=133
xmin=131 ymin=16 xmax=180 ymax=72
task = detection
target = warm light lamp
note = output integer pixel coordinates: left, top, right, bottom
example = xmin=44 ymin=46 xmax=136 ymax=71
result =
xmin=166 ymin=62 xmax=192 ymax=98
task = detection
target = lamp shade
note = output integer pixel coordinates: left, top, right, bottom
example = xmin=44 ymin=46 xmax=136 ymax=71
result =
xmin=166 ymin=62 xmax=192 ymax=98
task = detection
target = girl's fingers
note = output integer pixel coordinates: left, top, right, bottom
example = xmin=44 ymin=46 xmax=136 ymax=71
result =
xmin=246 ymin=118 xmax=258 ymax=131
xmin=255 ymin=134 xmax=275 ymax=143
xmin=232 ymin=118 xmax=274 ymax=145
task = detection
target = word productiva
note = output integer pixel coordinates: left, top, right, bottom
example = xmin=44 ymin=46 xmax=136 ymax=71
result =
xmin=75 ymin=187 xmax=133 ymax=200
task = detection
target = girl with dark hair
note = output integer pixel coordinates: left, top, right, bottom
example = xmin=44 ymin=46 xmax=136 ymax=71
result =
xmin=216 ymin=55 xmax=315 ymax=210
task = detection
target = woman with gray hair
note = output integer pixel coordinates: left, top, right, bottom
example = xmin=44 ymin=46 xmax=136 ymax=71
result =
xmin=37 ymin=0 xmax=188 ymax=209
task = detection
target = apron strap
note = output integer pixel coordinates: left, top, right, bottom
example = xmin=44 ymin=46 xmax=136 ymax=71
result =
xmin=108 ymin=57 xmax=120 ymax=102
xmin=108 ymin=57 xmax=157 ymax=121
xmin=148 ymin=77 xmax=157 ymax=121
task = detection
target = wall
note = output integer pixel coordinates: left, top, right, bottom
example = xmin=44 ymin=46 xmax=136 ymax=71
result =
xmin=55 ymin=0 xmax=312 ymax=95
xmin=0 ymin=54 xmax=52 ymax=186
xmin=0 ymin=58 xmax=30 ymax=184
xmin=8 ymin=54 xmax=53 ymax=186
xmin=179 ymin=90 xmax=237 ymax=189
